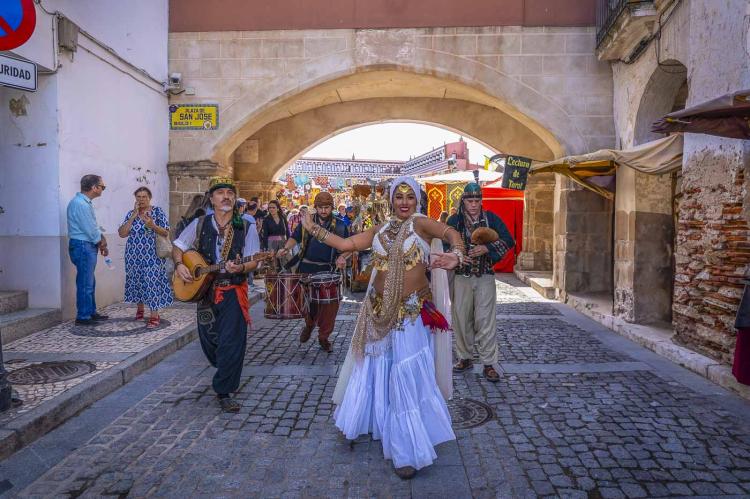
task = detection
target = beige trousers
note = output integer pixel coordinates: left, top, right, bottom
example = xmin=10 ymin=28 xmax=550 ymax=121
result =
xmin=452 ymin=274 xmax=497 ymax=365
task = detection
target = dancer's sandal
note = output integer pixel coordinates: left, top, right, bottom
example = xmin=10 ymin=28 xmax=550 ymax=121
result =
xmin=135 ymin=308 xmax=145 ymax=321
xmin=394 ymin=466 xmax=417 ymax=480
xmin=146 ymin=316 xmax=160 ymax=329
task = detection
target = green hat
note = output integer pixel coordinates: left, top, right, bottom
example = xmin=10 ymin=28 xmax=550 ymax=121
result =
xmin=208 ymin=176 xmax=236 ymax=194
xmin=463 ymin=182 xmax=482 ymax=199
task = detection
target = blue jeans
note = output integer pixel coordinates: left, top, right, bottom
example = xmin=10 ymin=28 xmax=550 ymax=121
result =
xmin=69 ymin=239 xmax=98 ymax=320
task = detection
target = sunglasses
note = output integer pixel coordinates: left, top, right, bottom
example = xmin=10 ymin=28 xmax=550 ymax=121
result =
xmin=97 ymin=184 xmax=106 ymax=190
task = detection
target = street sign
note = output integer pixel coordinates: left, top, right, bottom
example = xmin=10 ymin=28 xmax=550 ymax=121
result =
xmin=169 ymin=104 xmax=218 ymax=130
xmin=0 ymin=53 xmax=36 ymax=91
xmin=501 ymin=155 xmax=531 ymax=190
xmin=0 ymin=0 xmax=36 ymax=51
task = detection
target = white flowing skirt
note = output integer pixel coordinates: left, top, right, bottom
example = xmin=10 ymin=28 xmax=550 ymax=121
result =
xmin=334 ymin=317 xmax=455 ymax=469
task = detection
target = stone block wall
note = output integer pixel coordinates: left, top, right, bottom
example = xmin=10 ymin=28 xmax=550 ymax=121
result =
xmin=168 ymin=25 xmax=615 ymax=169
xmin=554 ymin=177 xmax=614 ymax=295
xmin=518 ymin=172 xmax=555 ymax=271
xmin=167 ymin=160 xmax=231 ymax=230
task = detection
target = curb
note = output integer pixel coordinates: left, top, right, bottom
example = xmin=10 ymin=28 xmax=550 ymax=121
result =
xmin=562 ymin=292 xmax=750 ymax=402
xmin=0 ymin=322 xmax=198 ymax=461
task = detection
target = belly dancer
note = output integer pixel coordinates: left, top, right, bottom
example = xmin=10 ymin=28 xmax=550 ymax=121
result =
xmin=300 ymin=176 xmax=465 ymax=479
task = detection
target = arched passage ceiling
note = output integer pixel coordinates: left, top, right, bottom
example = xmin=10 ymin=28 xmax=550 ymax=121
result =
xmin=233 ymin=96 xmax=556 ymax=182
xmin=214 ymin=69 xmax=566 ymax=175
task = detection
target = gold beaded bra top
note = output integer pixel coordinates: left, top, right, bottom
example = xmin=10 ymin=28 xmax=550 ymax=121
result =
xmin=371 ymin=215 xmax=431 ymax=272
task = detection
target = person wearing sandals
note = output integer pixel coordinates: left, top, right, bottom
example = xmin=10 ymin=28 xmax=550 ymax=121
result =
xmin=446 ymin=182 xmax=515 ymax=382
xmin=118 ymin=186 xmax=173 ymax=328
xmin=172 ymin=177 xmax=264 ymax=414
xmin=303 ymin=177 xmax=464 ymax=479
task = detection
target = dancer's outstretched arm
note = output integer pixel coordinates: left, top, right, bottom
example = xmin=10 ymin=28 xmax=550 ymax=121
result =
xmin=414 ymin=216 xmax=465 ymax=270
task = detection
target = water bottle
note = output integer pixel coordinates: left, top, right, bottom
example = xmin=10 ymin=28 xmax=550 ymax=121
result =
xmin=104 ymin=256 xmax=116 ymax=270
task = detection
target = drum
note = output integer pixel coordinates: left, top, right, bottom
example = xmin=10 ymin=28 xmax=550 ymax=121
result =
xmin=264 ymin=273 xmax=306 ymax=319
xmin=307 ymin=272 xmax=342 ymax=304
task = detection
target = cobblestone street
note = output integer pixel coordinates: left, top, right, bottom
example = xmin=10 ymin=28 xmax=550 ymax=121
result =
xmin=3 ymin=275 xmax=750 ymax=498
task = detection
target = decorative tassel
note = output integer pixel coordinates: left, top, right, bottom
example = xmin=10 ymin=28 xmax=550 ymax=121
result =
xmin=421 ymin=300 xmax=451 ymax=331
xmin=231 ymin=208 xmax=244 ymax=229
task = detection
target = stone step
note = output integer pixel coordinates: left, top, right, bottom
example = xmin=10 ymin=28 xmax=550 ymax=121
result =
xmin=0 ymin=291 xmax=28 ymax=314
xmin=0 ymin=308 xmax=61 ymax=344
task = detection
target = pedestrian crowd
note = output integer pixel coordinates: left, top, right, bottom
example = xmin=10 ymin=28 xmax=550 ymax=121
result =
xmin=65 ymin=173 xmax=517 ymax=480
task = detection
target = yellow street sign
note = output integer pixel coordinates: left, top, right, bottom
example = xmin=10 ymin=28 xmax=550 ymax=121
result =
xmin=169 ymin=104 xmax=218 ymax=130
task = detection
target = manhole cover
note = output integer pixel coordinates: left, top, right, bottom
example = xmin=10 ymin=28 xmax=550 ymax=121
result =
xmin=7 ymin=361 xmax=96 ymax=385
xmin=448 ymin=398 xmax=494 ymax=430
xmin=70 ymin=318 xmax=171 ymax=337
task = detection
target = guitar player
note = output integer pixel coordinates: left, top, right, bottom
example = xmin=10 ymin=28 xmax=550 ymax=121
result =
xmin=172 ymin=177 xmax=262 ymax=413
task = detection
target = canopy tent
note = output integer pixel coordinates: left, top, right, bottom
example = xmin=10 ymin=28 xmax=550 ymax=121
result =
xmin=417 ymin=169 xmax=503 ymax=184
xmin=652 ymin=89 xmax=750 ymax=139
xmin=530 ymin=134 xmax=684 ymax=199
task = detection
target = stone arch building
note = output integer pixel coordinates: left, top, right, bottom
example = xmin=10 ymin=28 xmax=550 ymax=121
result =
xmin=167 ymin=21 xmax=614 ymax=275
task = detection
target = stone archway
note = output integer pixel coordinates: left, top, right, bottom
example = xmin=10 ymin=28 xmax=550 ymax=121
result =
xmin=168 ymin=29 xmax=613 ymax=274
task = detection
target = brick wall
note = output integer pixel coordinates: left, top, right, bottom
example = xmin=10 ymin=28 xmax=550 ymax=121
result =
xmin=673 ymin=167 xmax=749 ymax=364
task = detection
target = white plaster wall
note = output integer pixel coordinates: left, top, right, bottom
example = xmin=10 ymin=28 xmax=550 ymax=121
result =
xmin=1 ymin=1 xmax=170 ymax=317
xmin=0 ymin=76 xmax=62 ymax=307
xmin=13 ymin=0 xmax=168 ymax=78
xmin=56 ymin=39 xmax=169 ymax=318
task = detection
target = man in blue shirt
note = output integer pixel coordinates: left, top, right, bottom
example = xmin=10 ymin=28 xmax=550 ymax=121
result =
xmin=67 ymin=174 xmax=109 ymax=325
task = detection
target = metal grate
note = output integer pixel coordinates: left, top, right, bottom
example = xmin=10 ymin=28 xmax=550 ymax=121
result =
xmin=71 ymin=318 xmax=170 ymax=337
xmin=7 ymin=361 xmax=95 ymax=385
xmin=447 ymin=398 xmax=494 ymax=430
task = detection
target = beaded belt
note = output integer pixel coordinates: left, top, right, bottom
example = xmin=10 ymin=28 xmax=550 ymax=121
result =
xmin=368 ymin=287 xmax=432 ymax=329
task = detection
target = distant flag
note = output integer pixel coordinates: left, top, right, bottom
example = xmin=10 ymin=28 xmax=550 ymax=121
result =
xmin=483 ymin=156 xmax=491 ymax=170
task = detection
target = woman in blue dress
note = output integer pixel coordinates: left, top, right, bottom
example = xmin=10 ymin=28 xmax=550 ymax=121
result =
xmin=118 ymin=187 xmax=173 ymax=327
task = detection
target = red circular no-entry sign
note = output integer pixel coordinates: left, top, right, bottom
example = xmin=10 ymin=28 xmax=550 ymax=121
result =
xmin=0 ymin=0 xmax=36 ymax=51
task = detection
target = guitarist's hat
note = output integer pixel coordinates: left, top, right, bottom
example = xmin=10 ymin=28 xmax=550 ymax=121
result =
xmin=208 ymin=176 xmax=237 ymax=194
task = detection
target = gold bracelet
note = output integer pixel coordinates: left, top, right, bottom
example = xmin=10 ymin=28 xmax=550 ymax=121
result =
xmin=441 ymin=226 xmax=451 ymax=239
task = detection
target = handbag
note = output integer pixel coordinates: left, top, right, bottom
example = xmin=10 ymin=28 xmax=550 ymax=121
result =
xmin=156 ymin=233 xmax=173 ymax=259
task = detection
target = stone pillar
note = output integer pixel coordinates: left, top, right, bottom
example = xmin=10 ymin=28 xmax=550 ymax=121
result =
xmin=167 ymin=160 xmax=232 ymax=228
xmin=235 ymin=180 xmax=279 ymax=204
xmin=517 ymin=172 xmax=555 ymax=271
xmin=554 ymin=176 xmax=614 ymax=296
xmin=614 ymin=167 xmax=675 ymax=323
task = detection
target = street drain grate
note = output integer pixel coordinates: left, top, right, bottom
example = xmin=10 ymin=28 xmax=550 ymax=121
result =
xmin=7 ymin=361 xmax=96 ymax=385
xmin=448 ymin=398 xmax=494 ymax=430
xmin=70 ymin=318 xmax=171 ymax=337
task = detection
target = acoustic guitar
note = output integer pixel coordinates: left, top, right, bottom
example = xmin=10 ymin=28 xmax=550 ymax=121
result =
xmin=173 ymin=250 xmax=273 ymax=302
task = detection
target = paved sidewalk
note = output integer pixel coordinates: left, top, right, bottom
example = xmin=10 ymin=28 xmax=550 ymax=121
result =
xmin=0 ymin=302 xmax=197 ymax=460
xmin=2 ymin=275 xmax=750 ymax=497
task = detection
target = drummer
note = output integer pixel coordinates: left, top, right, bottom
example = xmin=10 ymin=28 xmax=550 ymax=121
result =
xmin=277 ymin=191 xmax=349 ymax=352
